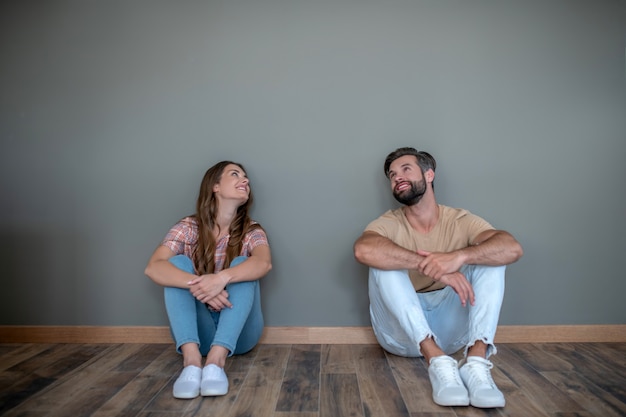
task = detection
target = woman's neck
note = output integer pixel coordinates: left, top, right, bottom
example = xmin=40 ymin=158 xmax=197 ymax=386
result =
xmin=214 ymin=207 xmax=237 ymax=237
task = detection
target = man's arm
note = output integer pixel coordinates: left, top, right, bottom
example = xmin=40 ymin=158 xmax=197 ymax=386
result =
xmin=354 ymin=230 xmax=477 ymax=307
xmin=417 ymin=229 xmax=523 ymax=279
xmin=353 ymin=231 xmax=422 ymax=270
xmin=465 ymin=229 xmax=523 ymax=265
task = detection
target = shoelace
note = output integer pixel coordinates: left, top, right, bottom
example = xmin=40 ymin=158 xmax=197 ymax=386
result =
xmin=433 ymin=358 xmax=463 ymax=385
xmin=464 ymin=360 xmax=496 ymax=389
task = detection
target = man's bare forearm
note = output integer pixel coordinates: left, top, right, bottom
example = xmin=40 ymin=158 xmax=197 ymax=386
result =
xmin=459 ymin=230 xmax=523 ymax=266
xmin=354 ymin=232 xmax=422 ymax=270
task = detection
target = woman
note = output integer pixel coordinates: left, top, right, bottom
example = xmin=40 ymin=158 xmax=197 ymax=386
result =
xmin=145 ymin=161 xmax=272 ymax=399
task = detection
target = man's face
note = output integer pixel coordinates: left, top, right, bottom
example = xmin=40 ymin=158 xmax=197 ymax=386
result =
xmin=388 ymin=155 xmax=427 ymax=206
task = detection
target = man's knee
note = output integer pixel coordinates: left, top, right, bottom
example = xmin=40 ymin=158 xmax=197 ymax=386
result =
xmin=464 ymin=265 xmax=506 ymax=287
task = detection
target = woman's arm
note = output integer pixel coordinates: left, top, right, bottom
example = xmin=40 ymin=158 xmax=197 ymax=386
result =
xmin=144 ymin=245 xmax=196 ymax=288
xmin=187 ymin=244 xmax=272 ymax=310
xmin=209 ymin=243 xmax=272 ymax=286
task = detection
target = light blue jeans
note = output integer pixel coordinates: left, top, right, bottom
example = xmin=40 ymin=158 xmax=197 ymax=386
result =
xmin=164 ymin=255 xmax=264 ymax=356
xmin=368 ymin=264 xmax=505 ymax=358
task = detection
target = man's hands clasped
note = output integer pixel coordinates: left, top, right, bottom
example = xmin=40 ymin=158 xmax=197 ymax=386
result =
xmin=417 ymin=249 xmax=475 ymax=307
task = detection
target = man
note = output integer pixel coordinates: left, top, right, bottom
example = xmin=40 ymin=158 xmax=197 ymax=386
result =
xmin=353 ymin=147 xmax=523 ymax=408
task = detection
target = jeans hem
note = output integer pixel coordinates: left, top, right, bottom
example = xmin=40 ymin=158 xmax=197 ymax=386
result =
xmin=464 ymin=337 xmax=497 ymax=358
xmin=210 ymin=341 xmax=235 ymax=357
xmin=175 ymin=339 xmax=200 ymax=355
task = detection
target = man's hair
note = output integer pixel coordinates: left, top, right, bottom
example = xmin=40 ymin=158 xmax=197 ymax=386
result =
xmin=383 ymin=147 xmax=437 ymax=178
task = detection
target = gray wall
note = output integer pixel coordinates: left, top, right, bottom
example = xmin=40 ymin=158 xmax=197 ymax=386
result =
xmin=1 ymin=0 xmax=625 ymax=327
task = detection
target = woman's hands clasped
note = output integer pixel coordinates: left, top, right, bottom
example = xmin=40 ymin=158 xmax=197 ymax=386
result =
xmin=188 ymin=274 xmax=232 ymax=311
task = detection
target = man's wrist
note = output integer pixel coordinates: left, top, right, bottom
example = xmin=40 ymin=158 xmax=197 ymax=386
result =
xmin=457 ymin=247 xmax=472 ymax=265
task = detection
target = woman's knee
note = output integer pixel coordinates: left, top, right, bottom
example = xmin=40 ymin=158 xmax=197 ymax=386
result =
xmin=226 ymin=278 xmax=259 ymax=296
xmin=169 ymin=255 xmax=195 ymax=273
xmin=229 ymin=256 xmax=247 ymax=268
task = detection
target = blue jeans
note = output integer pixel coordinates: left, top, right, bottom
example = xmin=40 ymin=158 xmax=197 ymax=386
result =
xmin=164 ymin=255 xmax=264 ymax=356
xmin=368 ymin=264 xmax=505 ymax=358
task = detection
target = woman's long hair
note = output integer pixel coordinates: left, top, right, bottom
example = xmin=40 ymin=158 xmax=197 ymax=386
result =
xmin=192 ymin=161 xmax=262 ymax=275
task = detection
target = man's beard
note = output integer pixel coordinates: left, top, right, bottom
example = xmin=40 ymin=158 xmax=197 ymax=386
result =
xmin=393 ymin=178 xmax=426 ymax=206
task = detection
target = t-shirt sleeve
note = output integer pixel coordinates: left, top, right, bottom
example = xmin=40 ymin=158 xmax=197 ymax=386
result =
xmin=242 ymin=226 xmax=269 ymax=256
xmin=364 ymin=211 xmax=399 ymax=239
xmin=161 ymin=218 xmax=196 ymax=255
xmin=457 ymin=211 xmax=494 ymax=244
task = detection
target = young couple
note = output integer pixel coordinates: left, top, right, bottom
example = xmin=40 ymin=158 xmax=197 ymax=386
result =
xmin=145 ymin=147 xmax=522 ymax=409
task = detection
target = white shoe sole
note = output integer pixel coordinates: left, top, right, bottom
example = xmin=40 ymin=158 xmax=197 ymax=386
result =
xmin=433 ymin=396 xmax=470 ymax=407
xmin=173 ymin=390 xmax=200 ymax=399
xmin=201 ymin=387 xmax=228 ymax=396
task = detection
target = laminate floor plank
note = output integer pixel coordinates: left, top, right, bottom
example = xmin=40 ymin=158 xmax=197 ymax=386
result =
xmin=221 ymin=345 xmax=292 ymax=417
xmin=354 ymin=344 xmax=393 ymax=375
xmin=540 ymin=370 xmax=626 ymax=417
xmin=113 ymin=344 xmax=170 ymax=373
xmin=140 ymin=374 xmax=198 ymax=415
xmin=482 ymin=358 xmax=543 ymax=417
xmin=225 ymin=345 xmax=259 ymax=373
xmin=450 ymin=406 xmax=501 ymax=417
xmin=502 ymin=343 xmax=576 ymax=372
xmin=3 ymin=344 xmax=142 ymax=416
xmin=3 ymin=344 xmax=106 ymax=378
xmin=496 ymin=345 xmax=586 ymax=415
xmin=355 ymin=346 xmax=410 ymax=417
xmin=47 ymin=370 xmax=141 ymax=417
xmin=92 ymin=347 xmax=182 ymax=417
xmin=181 ymin=384 xmax=239 ymax=417
xmin=384 ymin=353 xmax=442 ymax=414
xmin=0 ymin=344 xmax=111 ymax=415
xmin=574 ymin=343 xmax=626 ymax=381
xmin=565 ymin=343 xmax=626 ymax=399
xmin=320 ymin=373 xmax=363 ymax=417
xmin=250 ymin=345 xmax=292 ymax=381
xmin=0 ymin=344 xmax=55 ymax=372
xmin=358 ymin=370 xmax=410 ymax=417
xmin=183 ymin=370 xmax=254 ymax=416
xmin=579 ymin=342 xmax=626 ymax=368
xmin=0 ymin=373 xmax=57 ymax=416
xmin=276 ymin=344 xmax=321 ymax=413
xmin=320 ymin=344 xmax=357 ymax=374
xmin=1 ymin=342 xmax=624 ymax=417
xmin=226 ymin=367 xmax=284 ymax=417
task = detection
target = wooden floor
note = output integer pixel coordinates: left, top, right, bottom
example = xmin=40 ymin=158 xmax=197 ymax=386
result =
xmin=1 ymin=342 xmax=624 ymax=417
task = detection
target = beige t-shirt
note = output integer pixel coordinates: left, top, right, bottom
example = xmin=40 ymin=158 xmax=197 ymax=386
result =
xmin=364 ymin=205 xmax=494 ymax=292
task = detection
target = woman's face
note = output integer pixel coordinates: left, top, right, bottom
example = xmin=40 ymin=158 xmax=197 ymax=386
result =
xmin=213 ymin=163 xmax=250 ymax=205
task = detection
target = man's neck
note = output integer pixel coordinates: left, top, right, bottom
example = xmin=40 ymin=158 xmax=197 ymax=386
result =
xmin=402 ymin=196 xmax=439 ymax=234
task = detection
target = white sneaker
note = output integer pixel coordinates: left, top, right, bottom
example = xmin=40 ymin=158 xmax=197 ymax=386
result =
xmin=201 ymin=364 xmax=229 ymax=396
xmin=428 ymin=356 xmax=470 ymax=406
xmin=459 ymin=356 xmax=505 ymax=408
xmin=172 ymin=365 xmax=202 ymax=399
